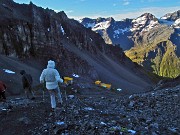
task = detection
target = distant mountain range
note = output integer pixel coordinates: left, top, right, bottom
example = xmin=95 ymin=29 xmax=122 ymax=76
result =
xmin=80 ymin=10 xmax=180 ymax=78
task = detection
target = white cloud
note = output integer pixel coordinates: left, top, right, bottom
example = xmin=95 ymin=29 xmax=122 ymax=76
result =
xmin=68 ymin=14 xmax=107 ymax=20
xmin=147 ymin=0 xmax=155 ymax=2
xmin=113 ymin=3 xmax=117 ymax=6
xmin=66 ymin=6 xmax=180 ymax=21
xmin=123 ymin=0 xmax=130 ymax=6
xmin=54 ymin=10 xmax=60 ymax=13
xmin=111 ymin=6 xmax=180 ymax=20
xmin=54 ymin=9 xmax=74 ymax=14
xmin=66 ymin=10 xmax=74 ymax=13
xmin=123 ymin=1 xmax=130 ymax=5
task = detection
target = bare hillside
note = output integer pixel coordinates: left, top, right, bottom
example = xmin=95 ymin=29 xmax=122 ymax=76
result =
xmin=0 ymin=53 xmax=150 ymax=96
xmin=0 ymin=55 xmax=42 ymax=95
xmin=62 ymin=40 xmax=151 ymax=94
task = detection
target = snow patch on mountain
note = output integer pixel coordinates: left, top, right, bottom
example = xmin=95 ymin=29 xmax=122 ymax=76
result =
xmin=173 ymin=18 xmax=180 ymax=28
xmin=92 ymin=21 xmax=111 ymax=31
xmin=130 ymin=15 xmax=158 ymax=32
xmin=143 ymin=20 xmax=159 ymax=32
xmin=3 ymin=69 xmax=15 ymax=74
xmin=78 ymin=19 xmax=83 ymax=23
xmin=130 ymin=16 xmax=147 ymax=31
xmin=86 ymin=22 xmax=96 ymax=28
xmin=132 ymin=16 xmax=147 ymax=25
xmin=113 ymin=27 xmax=130 ymax=38
xmin=158 ymin=18 xmax=180 ymax=28
xmin=60 ymin=26 xmax=65 ymax=35
xmin=161 ymin=16 xmax=171 ymax=20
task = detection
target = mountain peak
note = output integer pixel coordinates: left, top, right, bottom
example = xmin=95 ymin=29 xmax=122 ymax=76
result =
xmin=131 ymin=13 xmax=158 ymax=32
xmin=161 ymin=10 xmax=180 ymax=21
xmin=96 ymin=17 xmax=106 ymax=23
xmin=141 ymin=13 xmax=154 ymax=16
xmin=106 ymin=17 xmax=115 ymax=22
xmin=57 ymin=11 xmax=67 ymax=18
xmin=140 ymin=13 xmax=157 ymax=20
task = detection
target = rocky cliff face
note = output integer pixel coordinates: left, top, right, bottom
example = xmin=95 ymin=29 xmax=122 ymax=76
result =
xmin=0 ymin=0 xmax=107 ymax=78
xmin=80 ymin=11 xmax=180 ymax=78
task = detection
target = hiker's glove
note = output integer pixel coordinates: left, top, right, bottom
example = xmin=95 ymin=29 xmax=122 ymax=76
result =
xmin=40 ymin=80 xmax=44 ymax=84
xmin=60 ymin=78 xmax=63 ymax=83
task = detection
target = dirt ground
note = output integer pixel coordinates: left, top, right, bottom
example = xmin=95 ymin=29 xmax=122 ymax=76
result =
xmin=0 ymin=55 xmax=43 ymax=95
xmin=0 ymin=85 xmax=123 ymax=135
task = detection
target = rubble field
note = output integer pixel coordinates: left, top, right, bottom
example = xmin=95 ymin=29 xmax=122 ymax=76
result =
xmin=0 ymin=85 xmax=179 ymax=135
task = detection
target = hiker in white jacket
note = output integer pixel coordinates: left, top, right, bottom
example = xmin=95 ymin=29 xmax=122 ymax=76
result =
xmin=40 ymin=60 xmax=63 ymax=112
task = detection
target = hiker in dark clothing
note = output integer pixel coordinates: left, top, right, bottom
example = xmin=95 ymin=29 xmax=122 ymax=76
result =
xmin=20 ymin=70 xmax=35 ymax=100
xmin=0 ymin=81 xmax=7 ymax=102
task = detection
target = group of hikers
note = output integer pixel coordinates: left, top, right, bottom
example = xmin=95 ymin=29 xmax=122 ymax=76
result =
xmin=0 ymin=60 xmax=64 ymax=112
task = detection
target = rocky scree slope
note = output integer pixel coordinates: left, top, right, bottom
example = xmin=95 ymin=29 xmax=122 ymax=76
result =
xmin=0 ymin=81 xmax=179 ymax=135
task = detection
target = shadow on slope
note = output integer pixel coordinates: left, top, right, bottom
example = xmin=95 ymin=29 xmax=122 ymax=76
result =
xmin=0 ymin=55 xmax=43 ymax=96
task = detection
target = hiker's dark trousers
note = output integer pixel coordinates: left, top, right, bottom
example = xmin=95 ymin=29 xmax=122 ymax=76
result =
xmin=0 ymin=91 xmax=6 ymax=100
xmin=24 ymin=86 xmax=34 ymax=99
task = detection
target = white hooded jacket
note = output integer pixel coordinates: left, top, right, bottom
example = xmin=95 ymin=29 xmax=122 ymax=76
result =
xmin=40 ymin=60 xmax=63 ymax=90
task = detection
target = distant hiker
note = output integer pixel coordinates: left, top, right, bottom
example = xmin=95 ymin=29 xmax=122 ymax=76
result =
xmin=0 ymin=81 xmax=7 ymax=102
xmin=20 ymin=70 xmax=35 ymax=100
xmin=40 ymin=60 xmax=63 ymax=112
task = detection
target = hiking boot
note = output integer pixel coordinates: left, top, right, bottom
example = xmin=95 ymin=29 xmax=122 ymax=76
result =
xmin=61 ymin=107 xmax=66 ymax=113
xmin=51 ymin=108 xmax=55 ymax=112
xmin=59 ymin=101 xmax=63 ymax=105
xmin=58 ymin=100 xmax=63 ymax=105
xmin=49 ymin=112 xmax=54 ymax=117
xmin=1 ymin=99 xmax=6 ymax=102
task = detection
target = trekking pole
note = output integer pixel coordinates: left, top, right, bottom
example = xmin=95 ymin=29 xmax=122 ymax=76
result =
xmin=64 ymin=87 xmax=67 ymax=123
xmin=42 ymin=82 xmax=46 ymax=102
xmin=42 ymin=90 xmax=45 ymax=101
xmin=64 ymin=84 xmax=68 ymax=125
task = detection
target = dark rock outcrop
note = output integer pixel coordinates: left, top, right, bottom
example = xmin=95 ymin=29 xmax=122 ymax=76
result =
xmin=0 ymin=0 xmax=107 ymax=77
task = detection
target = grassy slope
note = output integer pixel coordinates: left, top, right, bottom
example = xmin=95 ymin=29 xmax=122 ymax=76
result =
xmin=159 ymin=41 xmax=180 ymax=78
xmin=125 ymin=40 xmax=180 ymax=78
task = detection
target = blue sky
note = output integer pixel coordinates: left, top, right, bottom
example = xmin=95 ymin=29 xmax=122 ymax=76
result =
xmin=13 ymin=0 xmax=180 ymax=20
